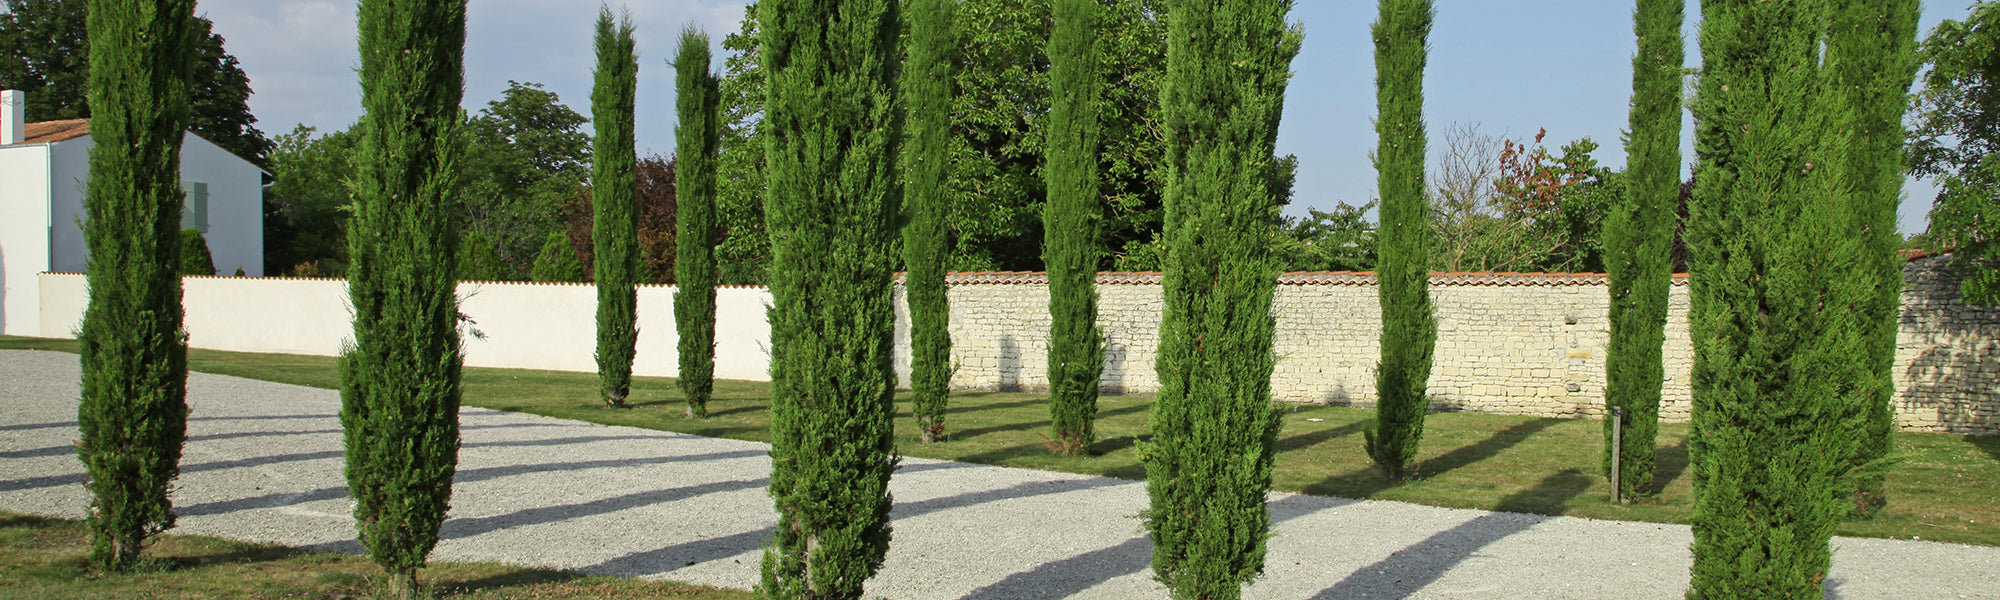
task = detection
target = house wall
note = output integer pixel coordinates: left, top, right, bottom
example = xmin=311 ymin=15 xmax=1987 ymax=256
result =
xmin=46 ymin=132 xmax=264 ymax=276
xmin=0 ymin=143 xmax=51 ymax=336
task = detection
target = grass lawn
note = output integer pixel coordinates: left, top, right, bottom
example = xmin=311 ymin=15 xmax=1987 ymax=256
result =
xmin=5 ymin=335 xmax=1996 ymax=548
xmin=0 ymin=511 xmax=751 ymax=600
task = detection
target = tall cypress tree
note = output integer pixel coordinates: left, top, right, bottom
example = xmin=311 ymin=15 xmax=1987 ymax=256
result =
xmin=593 ymin=7 xmax=640 ymax=409
xmin=1686 ymin=0 xmax=1857 ymax=595
xmin=340 ymin=0 xmax=468 ymax=597
xmin=75 ymin=0 xmax=196 ymax=570
xmin=1365 ymin=0 xmax=1435 ymax=484
xmin=755 ymin=0 xmax=901 ymax=597
xmin=1143 ymin=1 xmax=1299 ymax=598
xmin=1823 ymin=0 xmax=1919 ymax=518
xmin=676 ymin=26 xmax=721 ymax=418
xmin=904 ymin=0 xmax=956 ymax=444
xmin=1044 ymin=0 xmax=1101 ymax=456
xmin=1602 ymin=0 xmax=1682 ymax=501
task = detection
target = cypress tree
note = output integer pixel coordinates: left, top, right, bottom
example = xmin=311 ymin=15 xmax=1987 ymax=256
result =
xmin=1142 ymin=1 xmax=1299 ymax=598
xmin=340 ymin=0 xmax=468 ymax=596
xmin=1686 ymin=0 xmax=1857 ymax=595
xmin=180 ymin=228 xmax=216 ymax=275
xmin=755 ymin=0 xmax=901 ymax=597
xmin=1044 ymin=0 xmax=1100 ymax=456
xmin=1365 ymin=0 xmax=1435 ymax=483
xmin=593 ymin=8 xmax=639 ymax=409
xmin=904 ymin=0 xmax=956 ymax=444
xmin=675 ymin=25 xmax=720 ymax=418
xmin=1823 ymin=0 xmax=1919 ymax=518
xmin=75 ymin=0 xmax=197 ymax=570
xmin=1602 ymin=0 xmax=1682 ymax=500
xmin=531 ymin=231 xmax=586 ymax=283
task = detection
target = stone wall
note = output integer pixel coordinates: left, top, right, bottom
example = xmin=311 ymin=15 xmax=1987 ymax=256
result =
xmin=905 ymin=256 xmax=1999 ymax=435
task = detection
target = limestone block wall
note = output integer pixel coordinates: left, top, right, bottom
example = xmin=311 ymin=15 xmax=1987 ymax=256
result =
xmin=917 ymin=256 xmax=1998 ymax=434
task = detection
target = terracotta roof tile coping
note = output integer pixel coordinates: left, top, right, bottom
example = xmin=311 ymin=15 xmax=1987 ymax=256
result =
xmin=10 ymin=119 xmax=90 ymax=145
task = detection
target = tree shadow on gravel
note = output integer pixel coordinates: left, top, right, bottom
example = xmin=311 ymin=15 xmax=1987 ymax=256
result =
xmin=0 ymin=420 xmax=77 ymax=432
xmin=1308 ymin=468 xmax=1592 ymax=600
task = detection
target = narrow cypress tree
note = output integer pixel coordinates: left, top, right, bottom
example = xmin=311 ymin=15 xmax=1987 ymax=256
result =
xmin=675 ymin=25 xmax=720 ymax=418
xmin=1823 ymin=0 xmax=1920 ymax=518
xmin=1686 ymin=0 xmax=1857 ymax=595
xmin=1143 ymin=1 xmax=1299 ymax=598
xmin=1365 ymin=0 xmax=1435 ymax=484
xmin=755 ymin=0 xmax=901 ymax=597
xmin=1044 ymin=0 xmax=1101 ymax=456
xmin=180 ymin=228 xmax=216 ymax=275
xmin=904 ymin=0 xmax=957 ymax=444
xmin=340 ymin=0 xmax=468 ymax=596
xmin=531 ymin=230 xmax=586 ymax=283
xmin=75 ymin=0 xmax=197 ymax=570
xmin=592 ymin=8 xmax=640 ymax=409
xmin=1602 ymin=0 xmax=1682 ymax=500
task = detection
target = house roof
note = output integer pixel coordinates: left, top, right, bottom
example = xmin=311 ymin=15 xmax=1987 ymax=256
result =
xmin=17 ymin=119 xmax=90 ymax=145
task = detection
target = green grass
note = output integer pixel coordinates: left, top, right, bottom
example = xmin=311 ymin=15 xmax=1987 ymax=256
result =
xmin=0 ymin=511 xmax=751 ymax=600
xmin=5 ymin=335 xmax=1996 ymax=547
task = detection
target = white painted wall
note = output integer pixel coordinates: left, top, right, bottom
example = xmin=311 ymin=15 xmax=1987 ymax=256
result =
xmin=45 ymin=133 xmax=264 ymax=276
xmin=37 ymin=274 xmax=776 ymax=381
xmin=0 ymin=143 xmax=51 ymax=336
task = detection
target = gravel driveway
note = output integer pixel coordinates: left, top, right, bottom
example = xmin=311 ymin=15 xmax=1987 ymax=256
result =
xmin=2 ymin=349 xmax=1994 ymax=599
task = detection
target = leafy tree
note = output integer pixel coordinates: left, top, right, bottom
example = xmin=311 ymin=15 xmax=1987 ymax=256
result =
xmin=531 ymin=230 xmax=586 ymax=283
xmin=1685 ymin=0 xmax=1866 ymax=595
xmin=591 ymin=9 xmax=639 ymax=408
xmin=75 ymin=0 xmax=197 ymax=570
xmin=0 ymin=0 xmax=271 ymax=162
xmin=340 ymin=0 xmax=468 ymax=596
xmin=1271 ymin=202 xmax=1376 ymax=272
xmin=561 ymin=155 xmax=680 ymax=284
xmin=1492 ymin=133 xmax=1615 ymax=273
xmin=1603 ymin=0 xmax=1681 ymax=501
xmin=264 ymin=125 xmax=357 ymax=276
xmin=755 ymin=0 xmax=902 ymax=596
xmin=1825 ymin=0 xmax=1920 ymax=518
xmin=715 ymin=11 xmax=770 ymax=285
xmin=1366 ymin=0 xmax=1436 ymax=484
xmin=674 ymin=27 xmax=720 ymax=418
xmin=461 ymin=81 xmax=592 ymax=277
xmin=179 ymin=228 xmax=215 ymax=275
xmin=457 ymin=230 xmax=507 ymax=281
xmin=1044 ymin=0 xmax=1099 ymax=455
xmin=905 ymin=0 xmax=958 ymax=443
xmin=1914 ymin=1 xmax=2000 ymax=304
xmin=1142 ymin=0 xmax=1298 ymax=597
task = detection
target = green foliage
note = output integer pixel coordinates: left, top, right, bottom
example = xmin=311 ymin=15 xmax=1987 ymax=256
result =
xmin=1825 ymin=0 xmax=1920 ymax=519
xmin=1142 ymin=0 xmax=1299 ymax=597
xmin=674 ymin=26 xmax=720 ymax=418
xmin=461 ymin=81 xmax=593 ymax=278
xmin=264 ymin=125 xmax=356 ymax=276
xmin=1685 ymin=0 xmax=1883 ymax=595
xmin=905 ymin=0 xmax=958 ymax=443
xmin=1271 ymin=203 xmax=1376 ymax=273
xmin=0 ymin=0 xmax=271 ymax=162
xmin=1044 ymin=0 xmax=1100 ymax=456
xmin=755 ymin=0 xmax=902 ymax=596
xmin=457 ymin=230 xmax=508 ymax=281
xmin=590 ymin=9 xmax=639 ymax=409
xmin=715 ymin=14 xmax=770 ymax=285
xmin=179 ymin=228 xmax=215 ymax=276
xmin=74 ymin=0 xmax=197 ymax=570
xmin=1366 ymin=0 xmax=1435 ymax=484
xmin=1913 ymin=2 xmax=2000 ymax=305
xmin=531 ymin=231 xmax=586 ymax=283
xmin=340 ymin=0 xmax=468 ymax=595
xmin=1602 ymin=0 xmax=1682 ymax=501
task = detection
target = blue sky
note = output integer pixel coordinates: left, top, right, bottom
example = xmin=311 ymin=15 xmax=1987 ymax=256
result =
xmin=178 ymin=0 xmax=1981 ymax=235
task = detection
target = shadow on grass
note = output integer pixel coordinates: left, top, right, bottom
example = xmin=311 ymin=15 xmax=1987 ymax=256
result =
xmin=439 ymin=569 xmax=586 ymax=596
xmin=1414 ymin=418 xmax=1561 ymax=479
xmin=1309 ymin=468 xmax=1593 ymax=599
xmin=1647 ymin=440 xmax=1690 ymax=496
xmin=1968 ymin=435 xmax=2000 ymax=462
xmin=1276 ymin=421 xmax=1368 ymax=453
xmin=950 ymin=403 xmax=1150 ymax=440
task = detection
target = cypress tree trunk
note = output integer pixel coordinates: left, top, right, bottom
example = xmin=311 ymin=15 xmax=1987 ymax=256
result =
xmin=341 ymin=0 xmax=467 ymax=597
xmin=755 ymin=0 xmax=901 ymax=597
xmin=1686 ymin=0 xmax=1856 ymax=595
xmin=593 ymin=8 xmax=639 ymax=409
xmin=76 ymin=0 xmax=197 ymax=570
xmin=904 ymin=0 xmax=957 ymax=444
xmin=1823 ymin=0 xmax=1919 ymax=518
xmin=1365 ymin=0 xmax=1435 ymax=484
xmin=674 ymin=26 xmax=720 ymax=419
xmin=1044 ymin=0 xmax=1101 ymax=457
xmin=1143 ymin=1 xmax=1299 ymax=597
xmin=1602 ymin=0 xmax=1682 ymax=501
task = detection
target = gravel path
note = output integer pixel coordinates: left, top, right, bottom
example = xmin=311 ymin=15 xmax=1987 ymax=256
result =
xmin=2 ymin=349 xmax=1995 ymax=599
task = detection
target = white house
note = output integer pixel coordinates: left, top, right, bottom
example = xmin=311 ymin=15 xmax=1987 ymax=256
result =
xmin=0 ymin=89 xmax=267 ymax=337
